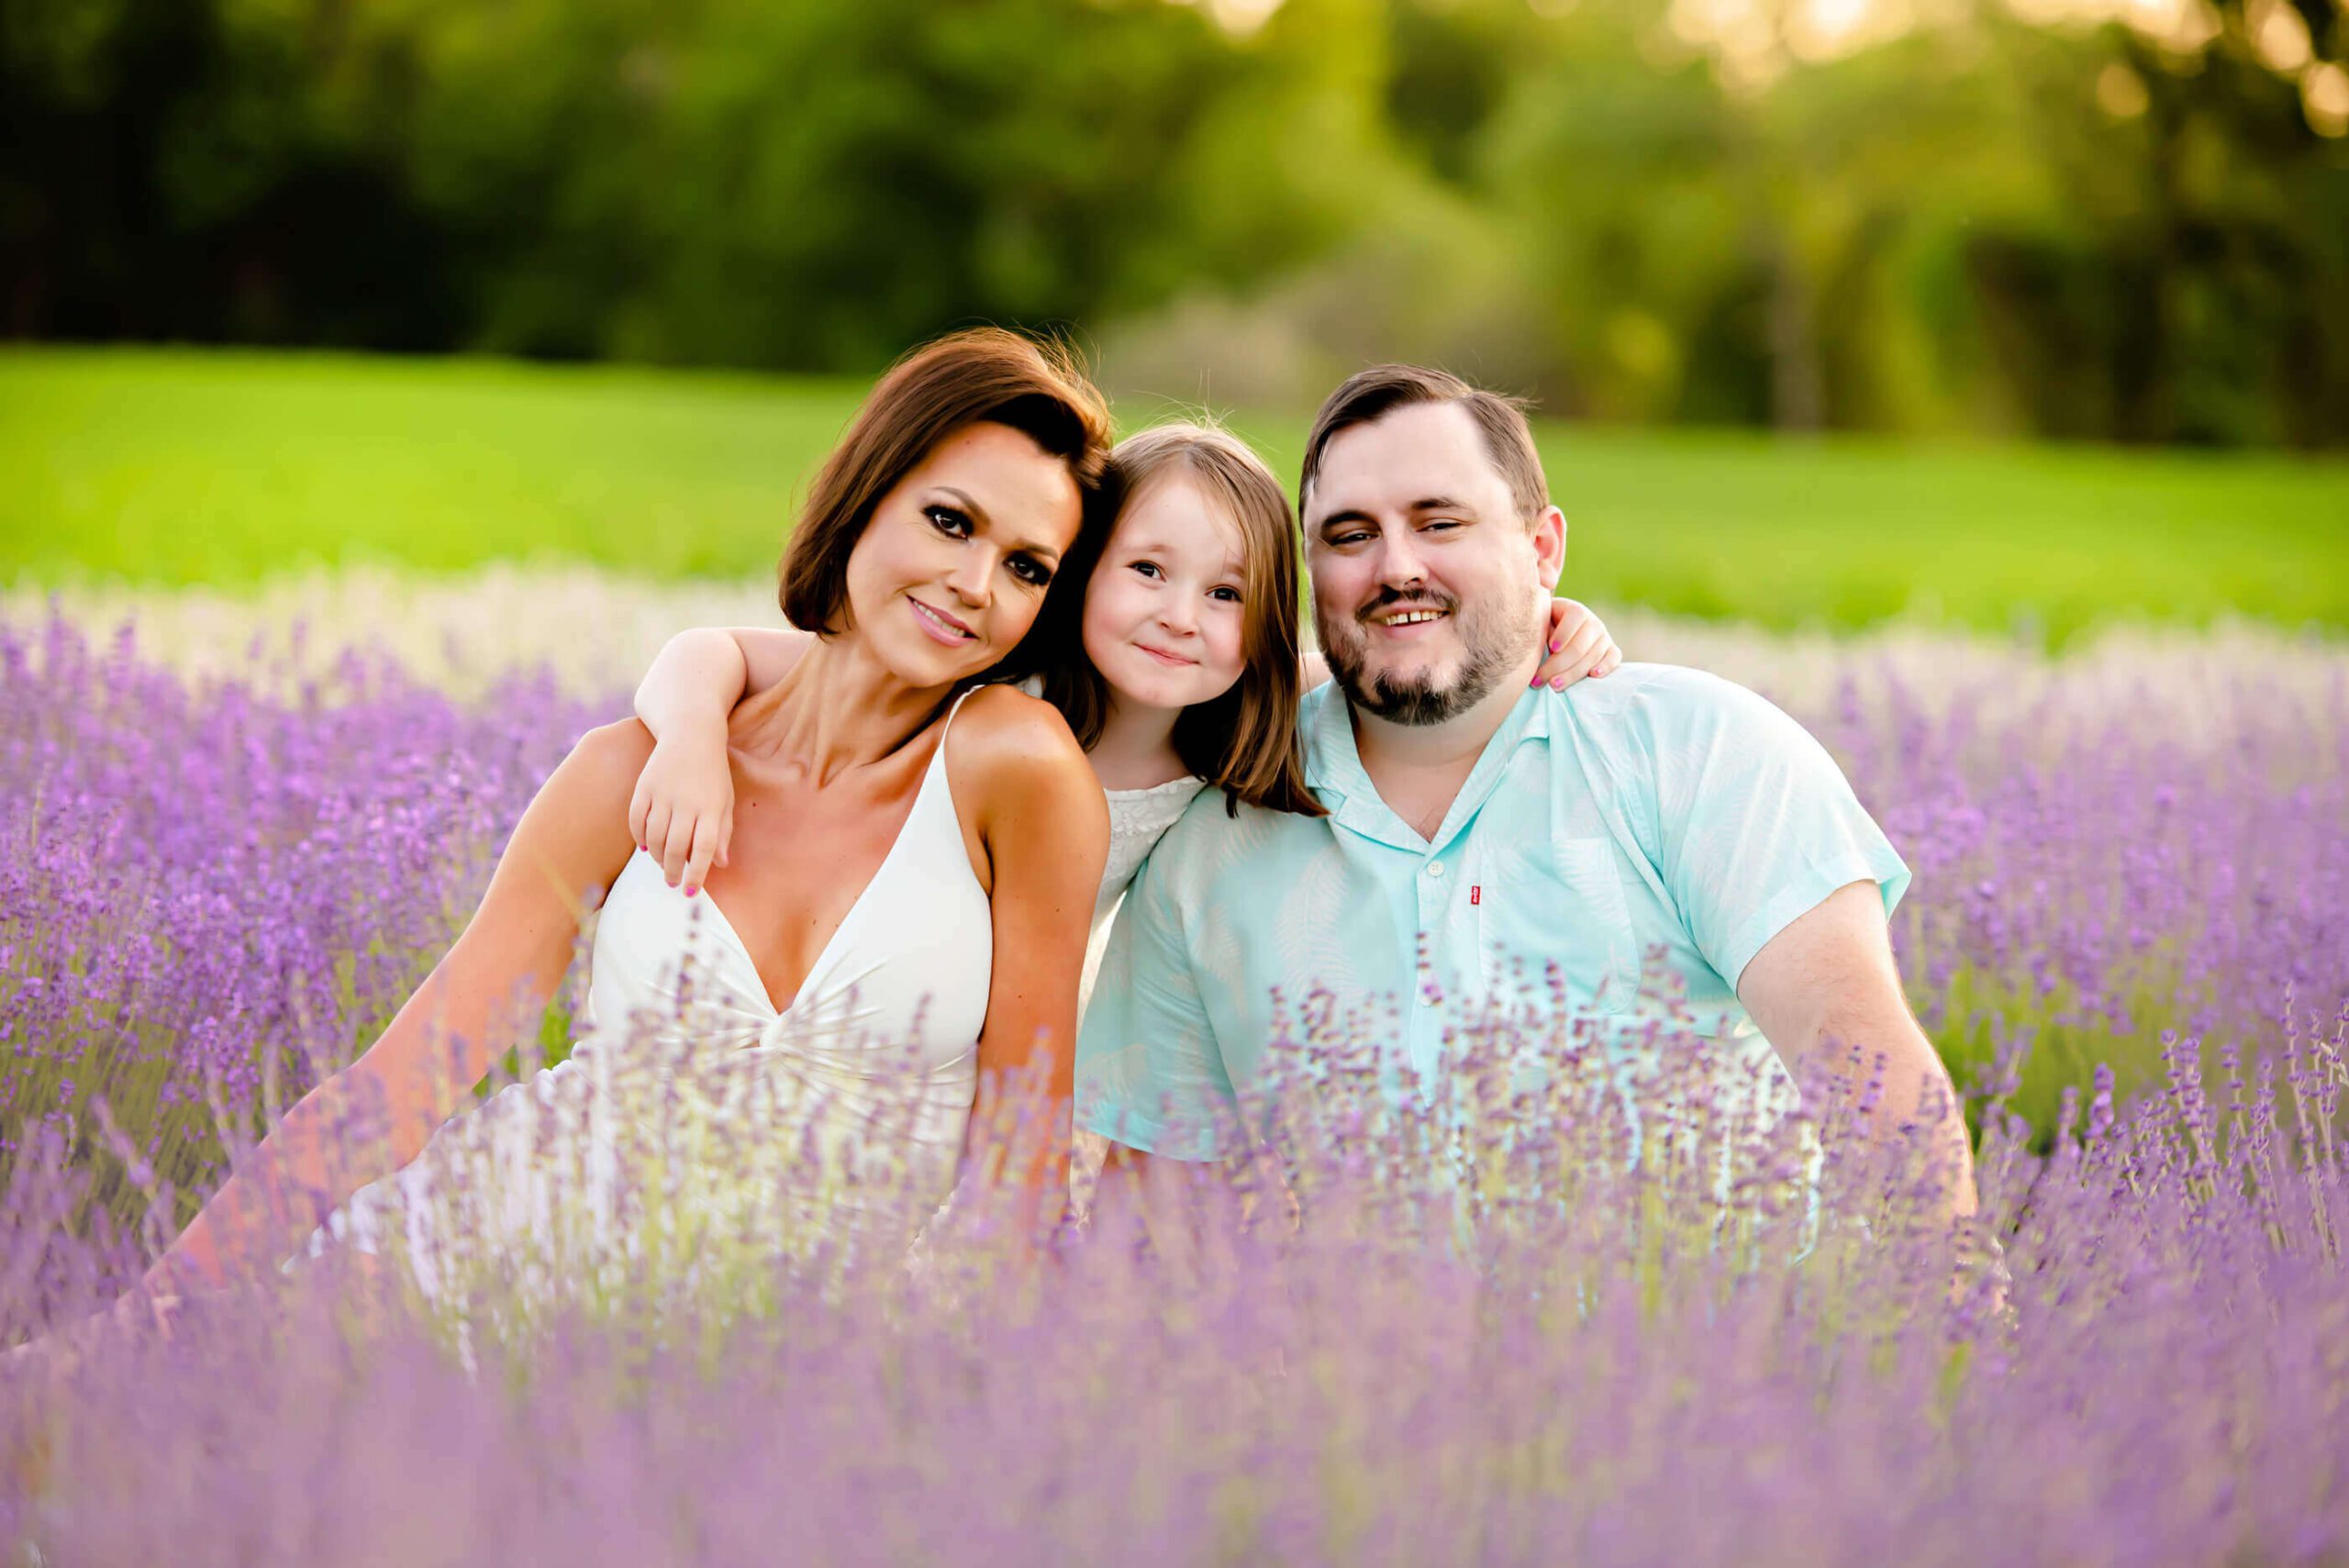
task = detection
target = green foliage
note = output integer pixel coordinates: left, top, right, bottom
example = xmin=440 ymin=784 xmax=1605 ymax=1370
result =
xmin=5 ymin=349 xmax=2343 ymax=641
xmin=4 ymin=0 xmax=2343 ymax=445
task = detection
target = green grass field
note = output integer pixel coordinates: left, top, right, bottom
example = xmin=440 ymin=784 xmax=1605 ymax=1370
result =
xmin=6 ymin=349 xmax=2343 ymax=640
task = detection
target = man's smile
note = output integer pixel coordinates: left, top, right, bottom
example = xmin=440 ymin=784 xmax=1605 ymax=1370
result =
xmin=1364 ymin=604 xmax=1453 ymax=635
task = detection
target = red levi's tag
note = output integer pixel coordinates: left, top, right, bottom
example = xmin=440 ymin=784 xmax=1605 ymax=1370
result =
xmin=1471 ymin=885 xmax=1482 ymax=906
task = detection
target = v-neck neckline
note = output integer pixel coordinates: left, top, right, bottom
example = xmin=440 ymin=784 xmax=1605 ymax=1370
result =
xmin=673 ymin=720 xmax=952 ymax=1018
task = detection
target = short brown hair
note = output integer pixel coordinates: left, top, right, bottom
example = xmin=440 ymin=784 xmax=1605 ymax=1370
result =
xmin=778 ymin=328 xmax=1114 ymax=634
xmin=1028 ymin=422 xmax=1323 ymax=818
xmin=1297 ymin=365 xmax=1549 ymax=524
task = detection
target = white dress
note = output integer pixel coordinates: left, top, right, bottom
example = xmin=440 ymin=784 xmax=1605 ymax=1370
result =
xmin=307 ymin=692 xmax=995 ymax=1306
xmin=1083 ymin=776 xmax=1207 ymax=1007
xmin=1006 ymin=673 xmax=1207 ymax=1006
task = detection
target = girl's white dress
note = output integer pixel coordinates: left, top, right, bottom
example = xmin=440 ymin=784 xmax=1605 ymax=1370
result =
xmin=1084 ymin=774 xmax=1207 ymax=1005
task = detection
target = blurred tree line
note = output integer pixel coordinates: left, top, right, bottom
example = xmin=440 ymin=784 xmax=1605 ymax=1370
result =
xmin=4 ymin=0 xmax=2344 ymax=444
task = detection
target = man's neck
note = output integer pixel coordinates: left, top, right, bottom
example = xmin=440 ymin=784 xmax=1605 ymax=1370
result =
xmin=1352 ymin=645 xmax=1542 ymax=842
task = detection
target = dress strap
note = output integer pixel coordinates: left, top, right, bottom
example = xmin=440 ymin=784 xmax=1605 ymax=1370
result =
xmin=930 ymin=684 xmax=985 ymax=779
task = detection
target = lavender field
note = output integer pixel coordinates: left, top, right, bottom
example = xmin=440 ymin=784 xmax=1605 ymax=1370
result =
xmin=4 ymin=579 xmax=2346 ymax=1565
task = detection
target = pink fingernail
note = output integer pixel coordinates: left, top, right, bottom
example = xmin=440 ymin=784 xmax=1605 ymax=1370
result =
xmin=683 ymin=884 xmax=699 ymax=898
xmin=1551 ymin=676 xmax=1567 ymax=690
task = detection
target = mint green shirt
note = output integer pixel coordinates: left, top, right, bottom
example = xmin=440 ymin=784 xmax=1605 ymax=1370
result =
xmin=1076 ymin=663 xmax=1911 ymax=1160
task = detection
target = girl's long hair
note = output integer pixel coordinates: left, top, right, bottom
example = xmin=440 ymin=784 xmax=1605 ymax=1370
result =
xmin=1021 ymin=421 xmax=1323 ymax=818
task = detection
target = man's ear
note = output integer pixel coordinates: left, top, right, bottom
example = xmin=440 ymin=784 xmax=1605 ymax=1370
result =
xmin=1531 ymin=506 xmax=1567 ymax=585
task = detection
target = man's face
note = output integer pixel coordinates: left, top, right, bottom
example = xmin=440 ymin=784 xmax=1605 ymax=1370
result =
xmin=1304 ymin=401 xmax=1560 ymax=727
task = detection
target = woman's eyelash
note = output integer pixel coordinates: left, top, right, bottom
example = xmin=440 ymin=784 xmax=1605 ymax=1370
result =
xmin=929 ymin=505 xmax=1045 ymax=584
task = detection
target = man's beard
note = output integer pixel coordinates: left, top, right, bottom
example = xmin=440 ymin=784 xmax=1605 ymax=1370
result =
xmin=1319 ymin=585 xmax=1529 ymax=727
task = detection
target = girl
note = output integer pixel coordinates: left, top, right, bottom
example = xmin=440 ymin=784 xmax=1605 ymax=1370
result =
xmin=138 ymin=328 xmax=1118 ymax=1308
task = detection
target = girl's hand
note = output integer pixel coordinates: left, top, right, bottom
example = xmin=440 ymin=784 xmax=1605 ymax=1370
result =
xmin=628 ymin=729 xmax=734 ymax=894
xmin=1531 ymin=597 xmax=1622 ymax=690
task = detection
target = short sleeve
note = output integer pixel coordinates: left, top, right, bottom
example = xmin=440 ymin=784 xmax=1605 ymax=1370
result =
xmin=1074 ymin=850 xmax=1240 ymax=1161
xmin=1635 ymin=672 xmax=1910 ymax=991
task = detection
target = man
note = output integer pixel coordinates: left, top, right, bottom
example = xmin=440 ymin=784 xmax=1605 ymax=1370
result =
xmin=1076 ymin=365 xmax=1976 ymax=1226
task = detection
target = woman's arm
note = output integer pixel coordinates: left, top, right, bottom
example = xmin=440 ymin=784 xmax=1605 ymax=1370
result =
xmin=630 ymin=627 xmax=812 ymax=890
xmin=149 ymin=722 xmax=650 ymax=1293
xmin=952 ymin=685 xmax=1111 ymax=1238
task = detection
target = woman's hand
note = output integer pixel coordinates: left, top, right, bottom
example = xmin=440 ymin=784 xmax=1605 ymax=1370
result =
xmin=629 ymin=729 xmax=734 ymax=894
xmin=2 ymin=1284 xmax=185 ymax=1384
xmin=1531 ymin=597 xmax=1622 ymax=690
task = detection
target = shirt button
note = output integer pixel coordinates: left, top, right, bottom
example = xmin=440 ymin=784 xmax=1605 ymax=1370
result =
xmin=1427 ymin=861 xmax=1446 ymax=878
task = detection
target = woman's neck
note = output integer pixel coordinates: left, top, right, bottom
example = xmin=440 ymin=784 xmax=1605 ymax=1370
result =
xmin=730 ymin=634 xmax=952 ymax=784
xmin=1085 ymin=691 xmax=1190 ymax=791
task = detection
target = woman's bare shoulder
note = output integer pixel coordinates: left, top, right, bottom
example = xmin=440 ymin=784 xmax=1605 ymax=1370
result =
xmin=460 ymin=719 xmax=647 ymax=921
xmin=569 ymin=717 xmax=658 ymax=780
xmin=945 ymin=684 xmax=1093 ymax=796
xmin=538 ymin=720 xmax=658 ymax=828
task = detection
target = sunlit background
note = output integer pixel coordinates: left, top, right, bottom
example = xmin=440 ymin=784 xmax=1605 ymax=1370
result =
xmin=4 ymin=0 xmax=2346 ymax=638
xmin=7 ymin=0 xmax=2347 ymax=436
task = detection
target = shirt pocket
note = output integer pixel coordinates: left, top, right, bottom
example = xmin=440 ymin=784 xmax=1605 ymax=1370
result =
xmin=1474 ymin=833 xmax=1642 ymax=1016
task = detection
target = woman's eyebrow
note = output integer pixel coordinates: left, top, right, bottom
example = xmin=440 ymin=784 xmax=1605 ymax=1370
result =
xmin=933 ymin=485 xmax=988 ymax=523
xmin=936 ymin=486 xmax=1062 ymax=562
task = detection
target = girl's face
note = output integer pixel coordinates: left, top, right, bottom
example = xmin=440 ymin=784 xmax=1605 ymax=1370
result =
xmin=841 ymin=421 xmax=1084 ymax=689
xmin=1081 ymin=472 xmax=1250 ymax=714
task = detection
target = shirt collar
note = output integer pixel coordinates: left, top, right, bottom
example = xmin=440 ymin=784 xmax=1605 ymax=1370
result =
xmin=1302 ymin=680 xmax=1554 ymax=854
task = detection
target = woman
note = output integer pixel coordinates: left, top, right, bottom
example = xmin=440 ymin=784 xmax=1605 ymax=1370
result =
xmin=139 ymin=328 xmax=1117 ymax=1309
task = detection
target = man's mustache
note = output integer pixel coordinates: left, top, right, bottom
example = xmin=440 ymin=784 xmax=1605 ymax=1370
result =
xmin=1353 ymin=585 xmax=1457 ymax=625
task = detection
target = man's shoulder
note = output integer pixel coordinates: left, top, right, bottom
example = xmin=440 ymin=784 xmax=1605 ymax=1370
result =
xmin=1556 ymin=662 xmax=1801 ymax=750
xmin=1556 ymin=661 xmax=1766 ymax=719
xmin=1142 ymin=782 xmax=1330 ymax=903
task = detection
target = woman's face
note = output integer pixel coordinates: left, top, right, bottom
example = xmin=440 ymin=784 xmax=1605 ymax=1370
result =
xmin=841 ymin=421 xmax=1085 ymax=688
xmin=1081 ymin=472 xmax=1250 ymax=715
